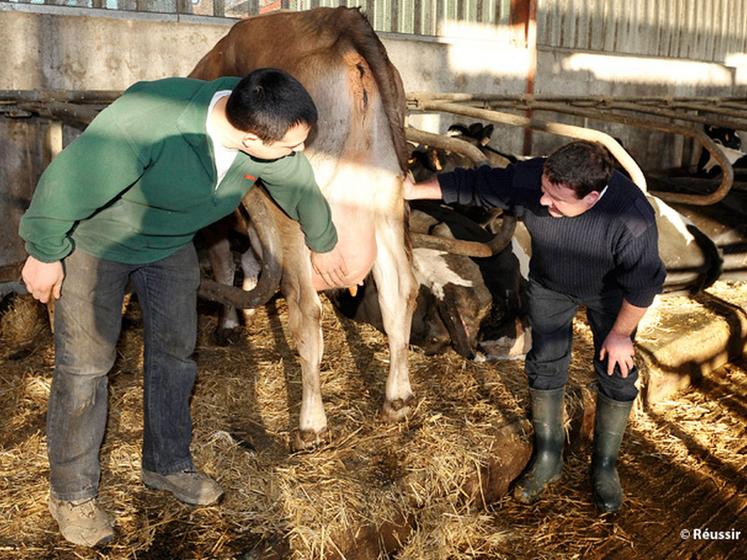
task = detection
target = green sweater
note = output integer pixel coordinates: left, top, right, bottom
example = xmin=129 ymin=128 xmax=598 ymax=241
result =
xmin=19 ymin=77 xmax=338 ymax=264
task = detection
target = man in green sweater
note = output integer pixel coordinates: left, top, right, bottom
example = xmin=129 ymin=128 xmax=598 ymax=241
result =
xmin=19 ymin=68 xmax=346 ymax=547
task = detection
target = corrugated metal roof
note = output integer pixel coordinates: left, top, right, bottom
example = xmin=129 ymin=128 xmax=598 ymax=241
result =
xmin=536 ymin=0 xmax=747 ymax=63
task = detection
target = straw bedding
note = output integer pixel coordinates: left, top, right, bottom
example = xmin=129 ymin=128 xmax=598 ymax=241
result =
xmin=0 ymin=281 xmax=744 ymax=559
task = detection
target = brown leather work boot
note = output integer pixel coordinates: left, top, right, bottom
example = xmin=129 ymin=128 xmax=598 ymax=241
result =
xmin=142 ymin=469 xmax=223 ymax=505
xmin=48 ymin=496 xmax=115 ymax=547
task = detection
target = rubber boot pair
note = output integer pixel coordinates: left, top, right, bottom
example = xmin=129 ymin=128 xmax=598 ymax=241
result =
xmin=591 ymin=392 xmax=633 ymax=513
xmin=513 ymin=387 xmax=633 ymax=513
xmin=513 ymin=387 xmax=565 ymax=504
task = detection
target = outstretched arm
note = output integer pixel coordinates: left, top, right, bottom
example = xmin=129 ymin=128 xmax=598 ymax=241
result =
xmin=404 ymin=163 xmax=522 ymax=210
xmin=259 ymin=153 xmax=347 ymax=287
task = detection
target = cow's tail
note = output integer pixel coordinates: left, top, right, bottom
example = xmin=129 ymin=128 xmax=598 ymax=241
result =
xmin=336 ymin=7 xmax=409 ymax=173
xmin=198 ymin=187 xmax=283 ymax=309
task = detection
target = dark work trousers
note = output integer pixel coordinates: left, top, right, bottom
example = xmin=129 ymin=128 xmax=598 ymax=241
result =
xmin=47 ymin=244 xmax=200 ymax=502
xmin=524 ymin=278 xmax=638 ymax=402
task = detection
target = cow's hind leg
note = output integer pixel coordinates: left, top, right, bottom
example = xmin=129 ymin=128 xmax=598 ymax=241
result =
xmin=373 ymin=222 xmax=418 ymax=422
xmin=283 ymin=272 xmax=328 ymax=451
xmin=203 ymin=220 xmax=243 ymax=346
xmin=238 ymin=245 xmax=262 ymax=328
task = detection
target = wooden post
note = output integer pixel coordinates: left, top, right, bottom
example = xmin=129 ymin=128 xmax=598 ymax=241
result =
xmin=510 ymin=0 xmax=538 ymax=156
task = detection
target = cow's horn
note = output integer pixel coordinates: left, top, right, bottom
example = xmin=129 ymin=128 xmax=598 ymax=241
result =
xmin=198 ymin=186 xmax=283 ymax=308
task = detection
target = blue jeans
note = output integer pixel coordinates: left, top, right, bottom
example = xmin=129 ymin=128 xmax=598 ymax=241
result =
xmin=47 ymin=245 xmax=200 ymax=501
xmin=524 ymin=278 xmax=638 ymax=402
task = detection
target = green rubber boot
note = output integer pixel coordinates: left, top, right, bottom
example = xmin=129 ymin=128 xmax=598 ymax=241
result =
xmin=591 ymin=393 xmax=634 ymax=513
xmin=513 ymin=387 xmax=565 ymax=504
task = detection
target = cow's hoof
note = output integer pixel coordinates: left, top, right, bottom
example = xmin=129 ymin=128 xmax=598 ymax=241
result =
xmin=292 ymin=428 xmax=329 ymax=452
xmin=212 ymin=326 xmax=243 ymax=347
xmin=380 ymin=396 xmax=413 ymax=423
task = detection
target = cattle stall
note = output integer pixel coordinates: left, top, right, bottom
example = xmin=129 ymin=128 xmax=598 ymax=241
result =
xmin=405 ymin=92 xmax=747 ymax=279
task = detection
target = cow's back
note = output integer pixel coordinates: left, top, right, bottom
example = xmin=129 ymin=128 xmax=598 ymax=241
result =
xmin=189 ymin=7 xmax=408 ymax=175
xmin=192 ymin=7 xmax=410 ymax=288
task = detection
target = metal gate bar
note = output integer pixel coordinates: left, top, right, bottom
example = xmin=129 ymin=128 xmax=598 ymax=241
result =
xmin=408 ymin=92 xmax=746 ymax=205
xmin=3 ymin=89 xmax=746 ymax=207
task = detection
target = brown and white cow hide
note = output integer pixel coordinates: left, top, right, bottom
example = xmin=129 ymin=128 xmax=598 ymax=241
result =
xmin=192 ymin=7 xmax=417 ymax=450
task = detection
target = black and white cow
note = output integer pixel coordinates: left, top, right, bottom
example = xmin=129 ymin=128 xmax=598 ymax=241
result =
xmin=341 ymin=125 xmax=724 ymax=359
xmin=331 ymin=198 xmax=531 ymax=360
xmin=696 ymin=125 xmax=747 ymax=178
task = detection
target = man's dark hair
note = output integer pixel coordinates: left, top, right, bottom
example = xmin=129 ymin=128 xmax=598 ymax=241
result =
xmin=225 ymin=68 xmax=318 ymax=143
xmin=543 ymin=141 xmax=615 ymax=198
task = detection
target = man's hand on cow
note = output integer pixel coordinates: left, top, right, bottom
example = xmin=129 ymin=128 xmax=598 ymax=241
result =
xmin=599 ymin=332 xmax=636 ymax=377
xmin=402 ymin=176 xmax=442 ymax=201
xmin=311 ymin=247 xmax=349 ymax=288
xmin=402 ymin=176 xmax=416 ymax=200
xmin=21 ymin=256 xmax=64 ymax=304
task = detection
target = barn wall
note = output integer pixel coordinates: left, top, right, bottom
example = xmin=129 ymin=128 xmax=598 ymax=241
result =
xmin=536 ymin=0 xmax=747 ymax=64
xmin=0 ymin=4 xmax=530 ymax=92
xmin=1 ymin=4 xmax=746 ymax=266
xmin=0 ymin=120 xmax=52 ymax=271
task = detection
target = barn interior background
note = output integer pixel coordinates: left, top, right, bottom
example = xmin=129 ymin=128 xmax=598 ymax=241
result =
xmin=0 ymin=1 xmax=745 ymax=558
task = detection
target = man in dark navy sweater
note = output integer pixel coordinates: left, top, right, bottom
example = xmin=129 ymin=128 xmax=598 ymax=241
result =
xmin=404 ymin=141 xmax=665 ymax=513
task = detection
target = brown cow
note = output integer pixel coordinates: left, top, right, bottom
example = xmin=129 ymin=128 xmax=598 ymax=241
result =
xmin=190 ymin=7 xmax=417 ymax=449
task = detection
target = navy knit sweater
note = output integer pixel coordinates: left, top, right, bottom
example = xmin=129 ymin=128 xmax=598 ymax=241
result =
xmin=438 ymin=158 xmax=665 ymax=307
